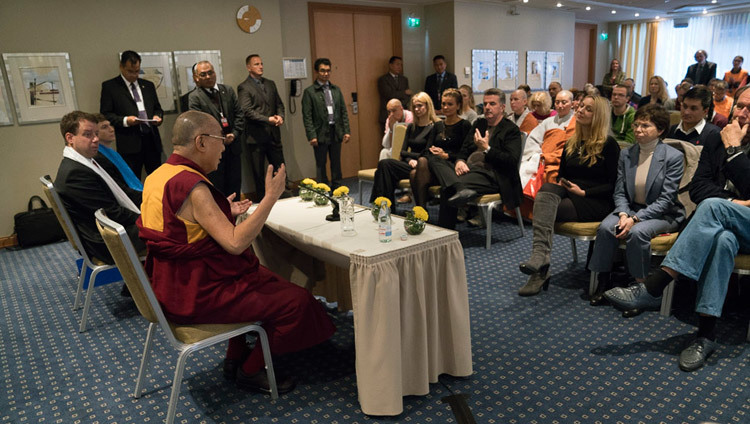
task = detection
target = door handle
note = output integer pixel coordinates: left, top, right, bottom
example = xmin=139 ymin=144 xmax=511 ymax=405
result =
xmin=351 ymin=92 xmax=358 ymax=114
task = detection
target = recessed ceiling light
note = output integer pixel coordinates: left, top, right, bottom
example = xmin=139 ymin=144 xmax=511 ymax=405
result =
xmin=556 ymin=2 xmax=562 ymax=7
xmin=635 ymin=12 xmax=640 ymax=17
xmin=703 ymin=8 xmax=708 ymax=13
xmin=655 ymin=15 xmax=660 ymax=19
xmin=611 ymin=10 xmax=616 ymax=14
xmin=523 ymin=0 xmax=529 ymax=3
xmin=585 ymin=6 xmax=591 ymax=10
xmin=711 ymin=0 xmax=717 ymax=3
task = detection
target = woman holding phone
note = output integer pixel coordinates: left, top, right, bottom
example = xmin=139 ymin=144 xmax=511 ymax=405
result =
xmin=587 ymin=105 xmax=684 ymax=305
xmin=518 ymin=95 xmax=621 ymax=296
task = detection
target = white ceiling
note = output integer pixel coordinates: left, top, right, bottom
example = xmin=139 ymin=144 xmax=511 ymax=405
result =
xmin=383 ymin=0 xmax=750 ymax=23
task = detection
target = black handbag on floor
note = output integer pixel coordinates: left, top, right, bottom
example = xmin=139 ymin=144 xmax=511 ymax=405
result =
xmin=14 ymin=195 xmax=66 ymax=248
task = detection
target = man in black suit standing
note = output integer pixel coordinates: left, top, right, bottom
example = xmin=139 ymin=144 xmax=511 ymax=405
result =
xmin=429 ymin=88 xmax=523 ymax=229
xmin=188 ymin=60 xmax=244 ymax=197
xmin=238 ymin=54 xmax=286 ymax=200
xmin=685 ymin=50 xmax=717 ymax=86
xmin=100 ymin=50 xmax=164 ymax=178
xmin=377 ymin=56 xmax=412 ymax=125
xmin=424 ymin=55 xmax=457 ymax=113
xmin=54 ymin=111 xmax=144 ymax=264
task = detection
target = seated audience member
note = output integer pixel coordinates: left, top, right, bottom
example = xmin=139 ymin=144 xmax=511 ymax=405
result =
xmin=601 ymin=59 xmax=625 ymax=97
xmin=518 ymin=84 xmax=532 ymax=100
xmin=55 ymin=111 xmax=144 ymax=265
xmin=507 ymin=88 xmax=539 ymax=134
xmin=583 ymin=83 xmax=600 ymax=97
xmin=638 ymin=75 xmax=669 ymax=108
xmin=548 ymin=81 xmax=562 ymax=104
xmin=529 ymin=91 xmax=556 ymax=123
xmin=429 ymin=88 xmax=523 ymax=229
xmin=604 ymin=86 xmax=750 ymax=372
xmin=93 ymin=113 xmax=144 ymax=191
xmin=518 ymin=96 xmax=620 ymax=296
xmin=370 ymin=92 xmax=440 ymax=208
xmin=588 ymin=105 xmax=684 ymax=304
xmin=610 ymin=84 xmax=636 ymax=144
xmin=712 ymin=80 xmax=734 ymax=119
xmin=138 ymin=110 xmax=335 ymax=392
xmin=523 ymin=90 xmax=576 ymax=185
xmin=664 ymin=80 xmax=693 ymax=111
xmin=379 ymin=98 xmax=414 ymax=160
xmin=569 ymin=88 xmax=583 ymax=111
xmin=413 ymin=89 xmax=472 ymax=206
xmin=724 ymin=55 xmax=748 ymax=98
xmin=666 ymin=85 xmax=722 ymax=145
xmin=623 ymin=78 xmax=641 ymax=108
xmin=458 ymin=85 xmax=478 ymax=123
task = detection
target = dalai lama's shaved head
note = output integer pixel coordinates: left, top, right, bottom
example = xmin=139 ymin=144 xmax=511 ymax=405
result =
xmin=172 ymin=111 xmax=217 ymax=146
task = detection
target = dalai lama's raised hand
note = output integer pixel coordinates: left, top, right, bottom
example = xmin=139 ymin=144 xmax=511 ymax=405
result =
xmin=227 ymin=193 xmax=252 ymax=217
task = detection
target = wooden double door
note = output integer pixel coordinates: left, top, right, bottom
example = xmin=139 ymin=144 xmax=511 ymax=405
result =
xmin=309 ymin=3 xmax=403 ymax=178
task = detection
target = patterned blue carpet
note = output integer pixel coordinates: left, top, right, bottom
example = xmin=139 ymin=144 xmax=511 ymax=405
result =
xmin=1 ymin=178 xmax=749 ymax=423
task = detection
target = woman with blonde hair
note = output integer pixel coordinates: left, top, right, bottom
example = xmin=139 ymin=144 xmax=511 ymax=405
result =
xmin=518 ymin=95 xmax=621 ymax=296
xmin=637 ymin=75 xmax=669 ymax=108
xmin=370 ymin=91 xmax=441 ymax=208
xmin=529 ymin=91 xmax=556 ymax=123
xmin=458 ymin=85 xmax=478 ymax=123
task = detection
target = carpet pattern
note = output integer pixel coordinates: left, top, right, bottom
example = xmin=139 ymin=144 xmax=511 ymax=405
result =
xmin=1 ymin=179 xmax=748 ymax=423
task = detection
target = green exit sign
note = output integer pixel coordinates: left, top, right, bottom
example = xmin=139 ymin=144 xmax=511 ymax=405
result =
xmin=407 ymin=17 xmax=420 ymax=27
xmin=600 ymin=32 xmax=609 ymax=41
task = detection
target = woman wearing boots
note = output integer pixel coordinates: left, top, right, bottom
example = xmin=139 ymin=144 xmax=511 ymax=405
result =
xmin=587 ymin=105 xmax=685 ymax=305
xmin=518 ymin=95 xmax=620 ymax=296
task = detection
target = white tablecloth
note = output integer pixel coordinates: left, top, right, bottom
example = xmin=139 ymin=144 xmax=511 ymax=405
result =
xmin=247 ymin=198 xmax=473 ymax=415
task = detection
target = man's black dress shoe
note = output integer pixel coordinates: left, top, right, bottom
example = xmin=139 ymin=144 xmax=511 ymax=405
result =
xmin=236 ymin=368 xmax=296 ymax=394
xmin=447 ymin=189 xmax=478 ymax=206
xmin=679 ymin=337 xmax=717 ymax=372
xmin=223 ymin=359 xmax=241 ymax=380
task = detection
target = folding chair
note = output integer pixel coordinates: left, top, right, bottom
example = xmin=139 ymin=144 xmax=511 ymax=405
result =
xmin=95 ymin=209 xmax=278 ymax=424
xmin=40 ymin=175 xmax=121 ymax=332
xmin=358 ymin=123 xmax=408 ymax=204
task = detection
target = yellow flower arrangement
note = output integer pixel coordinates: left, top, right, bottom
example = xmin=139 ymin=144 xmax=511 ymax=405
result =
xmin=373 ymin=196 xmax=392 ymax=208
xmin=412 ymin=206 xmax=429 ymax=222
xmin=314 ymin=183 xmax=331 ymax=192
xmin=333 ymin=186 xmax=350 ymax=197
xmin=301 ymin=178 xmax=316 ymax=187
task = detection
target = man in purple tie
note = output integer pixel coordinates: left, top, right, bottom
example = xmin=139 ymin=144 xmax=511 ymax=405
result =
xmin=100 ymin=50 xmax=164 ymax=177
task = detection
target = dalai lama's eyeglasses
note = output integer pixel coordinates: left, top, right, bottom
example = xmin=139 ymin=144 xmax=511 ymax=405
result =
xmin=200 ymin=133 xmax=228 ymax=145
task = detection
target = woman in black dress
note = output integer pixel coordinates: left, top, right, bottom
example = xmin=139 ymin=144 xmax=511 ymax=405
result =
xmin=518 ymin=95 xmax=621 ymax=296
xmin=411 ymin=88 xmax=472 ymax=207
xmin=370 ymin=91 xmax=441 ymax=209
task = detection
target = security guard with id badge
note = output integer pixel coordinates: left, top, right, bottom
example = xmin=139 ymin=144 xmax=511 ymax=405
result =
xmin=188 ymin=60 xmax=245 ymax=197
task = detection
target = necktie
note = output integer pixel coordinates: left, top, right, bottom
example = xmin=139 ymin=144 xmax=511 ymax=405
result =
xmin=323 ymin=83 xmax=335 ymax=125
xmin=130 ymin=82 xmax=150 ymax=132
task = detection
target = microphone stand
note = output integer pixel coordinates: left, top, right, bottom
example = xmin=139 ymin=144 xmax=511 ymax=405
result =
xmin=304 ymin=187 xmax=340 ymax=221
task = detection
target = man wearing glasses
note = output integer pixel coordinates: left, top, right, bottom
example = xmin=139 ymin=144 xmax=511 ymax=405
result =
xmin=524 ymin=90 xmax=577 ymax=184
xmin=610 ymin=84 xmax=635 ymax=144
xmin=188 ymin=61 xmax=244 ymax=198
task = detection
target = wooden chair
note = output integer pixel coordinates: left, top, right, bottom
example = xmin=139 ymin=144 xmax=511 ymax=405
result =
xmin=40 ymin=175 xmax=121 ymax=333
xmin=358 ymin=123 xmax=408 ymax=204
xmin=95 ymin=209 xmax=278 ymax=424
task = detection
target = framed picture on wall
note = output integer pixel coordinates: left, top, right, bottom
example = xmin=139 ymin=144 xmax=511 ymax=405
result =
xmin=471 ymin=50 xmax=496 ymax=94
xmin=496 ymin=50 xmax=518 ymax=91
xmin=173 ymin=50 xmax=224 ymax=97
xmin=545 ymin=52 xmax=563 ymax=86
xmin=0 ymin=65 xmax=14 ymax=126
xmin=120 ymin=51 xmax=177 ymax=112
xmin=2 ymin=52 xmax=77 ymax=125
xmin=526 ymin=51 xmax=545 ymax=91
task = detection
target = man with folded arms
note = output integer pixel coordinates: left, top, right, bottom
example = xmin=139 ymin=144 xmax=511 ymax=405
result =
xmin=55 ymin=111 xmax=144 ymax=265
xmin=605 ymin=86 xmax=750 ymax=372
xmin=138 ymin=110 xmax=335 ymax=393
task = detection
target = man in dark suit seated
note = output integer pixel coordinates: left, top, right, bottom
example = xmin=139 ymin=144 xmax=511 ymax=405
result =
xmin=54 ymin=111 xmax=144 ymax=265
xmin=189 ymin=60 xmax=244 ymax=198
xmin=605 ymin=86 xmax=750 ymax=372
xmin=666 ymin=85 xmax=721 ymax=145
xmin=685 ymin=50 xmax=717 ymax=86
xmin=424 ymin=55 xmax=457 ymax=114
xmin=377 ymin=56 xmax=412 ymax=125
xmin=238 ymin=54 xmax=287 ymax=200
xmin=428 ymin=88 xmax=523 ymax=229
xmin=100 ymin=50 xmax=164 ymax=178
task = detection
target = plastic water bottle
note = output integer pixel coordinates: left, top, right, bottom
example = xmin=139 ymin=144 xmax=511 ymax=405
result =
xmin=378 ymin=201 xmax=392 ymax=243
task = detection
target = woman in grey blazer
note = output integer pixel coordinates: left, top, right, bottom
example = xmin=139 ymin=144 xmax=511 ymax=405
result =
xmin=588 ymin=105 xmax=685 ymax=305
